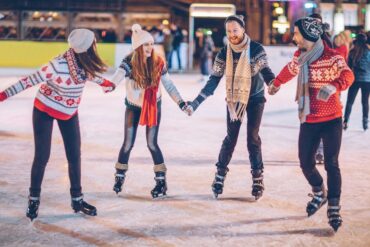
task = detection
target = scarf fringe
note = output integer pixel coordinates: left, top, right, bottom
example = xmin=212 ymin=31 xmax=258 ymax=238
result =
xmin=227 ymin=102 xmax=247 ymax=122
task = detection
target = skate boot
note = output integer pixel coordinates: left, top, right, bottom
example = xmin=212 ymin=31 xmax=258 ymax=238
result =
xmin=151 ymin=172 xmax=167 ymax=199
xmin=315 ymin=152 xmax=324 ymax=164
xmin=251 ymin=169 xmax=264 ymax=200
xmin=212 ymin=168 xmax=227 ymax=199
xmin=26 ymin=196 xmax=40 ymax=221
xmin=71 ymin=195 xmax=97 ymax=216
xmin=306 ymin=184 xmax=327 ymax=217
xmin=363 ymin=118 xmax=368 ymax=131
xmin=327 ymin=198 xmax=342 ymax=232
xmin=343 ymin=121 xmax=348 ymax=130
xmin=113 ymin=163 xmax=128 ymax=194
xmin=151 ymin=164 xmax=167 ymax=199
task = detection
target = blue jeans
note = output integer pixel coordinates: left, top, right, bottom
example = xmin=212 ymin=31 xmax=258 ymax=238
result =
xmin=118 ymin=106 xmax=164 ymax=165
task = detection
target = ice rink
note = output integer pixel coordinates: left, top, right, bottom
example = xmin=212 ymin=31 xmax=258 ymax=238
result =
xmin=1 ymin=67 xmax=370 ymax=247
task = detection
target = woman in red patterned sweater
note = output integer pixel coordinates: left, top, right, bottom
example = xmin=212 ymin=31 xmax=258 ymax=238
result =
xmin=269 ymin=17 xmax=354 ymax=232
xmin=0 ymin=29 xmax=115 ymax=220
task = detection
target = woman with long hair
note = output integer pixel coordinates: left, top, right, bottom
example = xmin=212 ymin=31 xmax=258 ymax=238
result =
xmin=110 ymin=24 xmax=187 ymax=198
xmin=343 ymin=33 xmax=370 ymax=130
xmin=0 ymin=29 xmax=116 ymax=220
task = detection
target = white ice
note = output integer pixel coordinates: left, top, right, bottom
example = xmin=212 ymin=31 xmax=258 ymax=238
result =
xmin=0 ymin=66 xmax=369 ymax=247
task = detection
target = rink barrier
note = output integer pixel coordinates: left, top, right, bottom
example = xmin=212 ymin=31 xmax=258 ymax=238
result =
xmin=0 ymin=41 xmax=296 ymax=73
xmin=0 ymin=41 xmax=115 ymax=68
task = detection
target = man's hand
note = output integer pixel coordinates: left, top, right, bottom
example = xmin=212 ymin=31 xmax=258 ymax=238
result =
xmin=317 ymin=84 xmax=336 ymax=102
xmin=268 ymin=82 xmax=280 ymax=95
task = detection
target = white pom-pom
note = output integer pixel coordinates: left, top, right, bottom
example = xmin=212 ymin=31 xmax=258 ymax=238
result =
xmin=131 ymin=24 xmax=142 ymax=33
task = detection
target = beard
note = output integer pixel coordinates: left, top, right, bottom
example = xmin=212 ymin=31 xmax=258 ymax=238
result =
xmin=228 ymin=35 xmax=244 ymax=45
xmin=292 ymin=40 xmax=307 ymax=52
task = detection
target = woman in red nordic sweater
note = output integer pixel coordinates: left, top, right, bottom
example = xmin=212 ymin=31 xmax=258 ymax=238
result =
xmin=269 ymin=17 xmax=354 ymax=232
xmin=0 ymin=29 xmax=115 ymax=220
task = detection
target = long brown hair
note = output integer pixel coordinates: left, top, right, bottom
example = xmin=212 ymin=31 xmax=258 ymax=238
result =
xmin=349 ymin=33 xmax=367 ymax=69
xmin=131 ymin=45 xmax=164 ymax=89
xmin=75 ymin=41 xmax=107 ymax=77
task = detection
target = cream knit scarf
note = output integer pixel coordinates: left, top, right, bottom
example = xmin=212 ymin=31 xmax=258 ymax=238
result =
xmin=226 ymin=34 xmax=251 ymax=122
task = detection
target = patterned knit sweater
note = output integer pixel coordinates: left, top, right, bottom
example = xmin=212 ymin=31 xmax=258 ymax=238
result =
xmin=274 ymin=45 xmax=354 ymax=123
xmin=2 ymin=55 xmax=114 ymax=120
xmin=192 ymin=41 xmax=275 ymax=107
xmin=109 ymin=57 xmax=184 ymax=110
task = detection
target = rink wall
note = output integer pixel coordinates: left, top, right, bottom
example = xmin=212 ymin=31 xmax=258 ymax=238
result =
xmin=0 ymin=41 xmax=295 ymax=72
xmin=0 ymin=41 xmax=115 ymax=68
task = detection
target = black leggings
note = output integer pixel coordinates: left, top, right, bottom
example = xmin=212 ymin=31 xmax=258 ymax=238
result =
xmin=344 ymin=81 xmax=370 ymax=122
xmin=298 ymin=118 xmax=342 ymax=200
xmin=29 ymin=108 xmax=82 ymax=198
xmin=117 ymin=107 xmax=164 ymax=166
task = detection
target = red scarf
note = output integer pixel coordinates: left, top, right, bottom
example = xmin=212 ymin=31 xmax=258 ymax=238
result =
xmin=139 ymin=60 xmax=164 ymax=127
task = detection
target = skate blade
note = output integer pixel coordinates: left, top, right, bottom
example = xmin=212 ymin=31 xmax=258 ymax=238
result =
xmin=213 ymin=192 xmax=219 ymax=199
xmin=152 ymin=194 xmax=167 ymax=200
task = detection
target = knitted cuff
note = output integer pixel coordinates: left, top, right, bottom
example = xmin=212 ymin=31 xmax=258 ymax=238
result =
xmin=191 ymin=94 xmax=205 ymax=111
xmin=115 ymin=162 xmax=128 ymax=171
xmin=0 ymin=91 xmax=8 ymax=101
xmin=273 ymin=78 xmax=282 ymax=87
xmin=154 ymin=163 xmax=167 ymax=173
xmin=178 ymin=100 xmax=186 ymax=110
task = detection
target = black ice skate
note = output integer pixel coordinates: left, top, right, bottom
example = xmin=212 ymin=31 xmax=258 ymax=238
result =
xmin=306 ymin=187 xmax=327 ymax=217
xmin=71 ymin=195 xmax=97 ymax=216
xmin=327 ymin=199 xmax=342 ymax=232
xmin=363 ymin=118 xmax=368 ymax=131
xmin=251 ymin=169 xmax=264 ymax=200
xmin=26 ymin=196 xmax=40 ymax=221
xmin=113 ymin=172 xmax=126 ymax=194
xmin=151 ymin=172 xmax=167 ymax=199
xmin=212 ymin=172 xmax=226 ymax=199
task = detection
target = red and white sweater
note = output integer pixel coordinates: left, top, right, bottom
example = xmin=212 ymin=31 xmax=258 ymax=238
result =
xmin=274 ymin=46 xmax=354 ymax=123
xmin=1 ymin=55 xmax=113 ymax=120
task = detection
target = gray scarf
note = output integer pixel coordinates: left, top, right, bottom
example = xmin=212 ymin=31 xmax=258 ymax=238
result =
xmin=296 ymin=38 xmax=324 ymax=123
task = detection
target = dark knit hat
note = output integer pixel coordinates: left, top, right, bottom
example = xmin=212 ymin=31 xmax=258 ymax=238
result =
xmin=225 ymin=15 xmax=245 ymax=28
xmin=294 ymin=17 xmax=323 ymax=42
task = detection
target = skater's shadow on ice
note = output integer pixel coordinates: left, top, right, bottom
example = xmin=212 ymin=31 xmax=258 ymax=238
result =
xmin=217 ymin=197 xmax=256 ymax=203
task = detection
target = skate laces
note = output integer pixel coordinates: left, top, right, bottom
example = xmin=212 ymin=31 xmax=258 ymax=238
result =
xmin=115 ymin=173 xmax=125 ymax=178
xmin=214 ymin=173 xmax=225 ymax=185
xmin=28 ymin=196 xmax=40 ymax=201
xmin=307 ymin=191 xmax=326 ymax=208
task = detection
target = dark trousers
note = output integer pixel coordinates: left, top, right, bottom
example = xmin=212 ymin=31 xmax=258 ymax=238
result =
xmin=117 ymin=107 xmax=164 ymax=167
xmin=299 ymin=118 xmax=342 ymax=200
xmin=216 ymin=102 xmax=265 ymax=173
xmin=344 ymin=81 xmax=370 ymax=122
xmin=168 ymin=46 xmax=182 ymax=70
xmin=29 ymin=108 xmax=82 ymax=198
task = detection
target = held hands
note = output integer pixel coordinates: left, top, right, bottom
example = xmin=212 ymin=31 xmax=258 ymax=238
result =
xmin=179 ymin=101 xmax=195 ymax=116
xmin=101 ymin=79 xmax=116 ymax=93
xmin=268 ymin=81 xmax=280 ymax=95
xmin=317 ymin=84 xmax=336 ymax=102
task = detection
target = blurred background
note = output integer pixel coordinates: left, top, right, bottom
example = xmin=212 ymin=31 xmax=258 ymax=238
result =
xmin=0 ymin=0 xmax=369 ymax=70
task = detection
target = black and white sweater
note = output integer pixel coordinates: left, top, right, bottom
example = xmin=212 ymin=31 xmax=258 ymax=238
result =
xmin=193 ymin=41 xmax=275 ymax=108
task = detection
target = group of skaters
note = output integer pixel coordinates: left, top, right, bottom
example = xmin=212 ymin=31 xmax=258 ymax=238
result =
xmin=1 ymin=13 xmax=369 ymax=233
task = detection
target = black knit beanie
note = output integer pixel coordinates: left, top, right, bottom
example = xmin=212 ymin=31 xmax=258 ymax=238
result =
xmin=295 ymin=17 xmax=323 ymax=42
xmin=225 ymin=15 xmax=245 ymax=28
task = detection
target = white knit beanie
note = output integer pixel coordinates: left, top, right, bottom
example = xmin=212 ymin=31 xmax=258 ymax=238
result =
xmin=131 ymin=24 xmax=154 ymax=51
xmin=68 ymin=29 xmax=95 ymax=53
